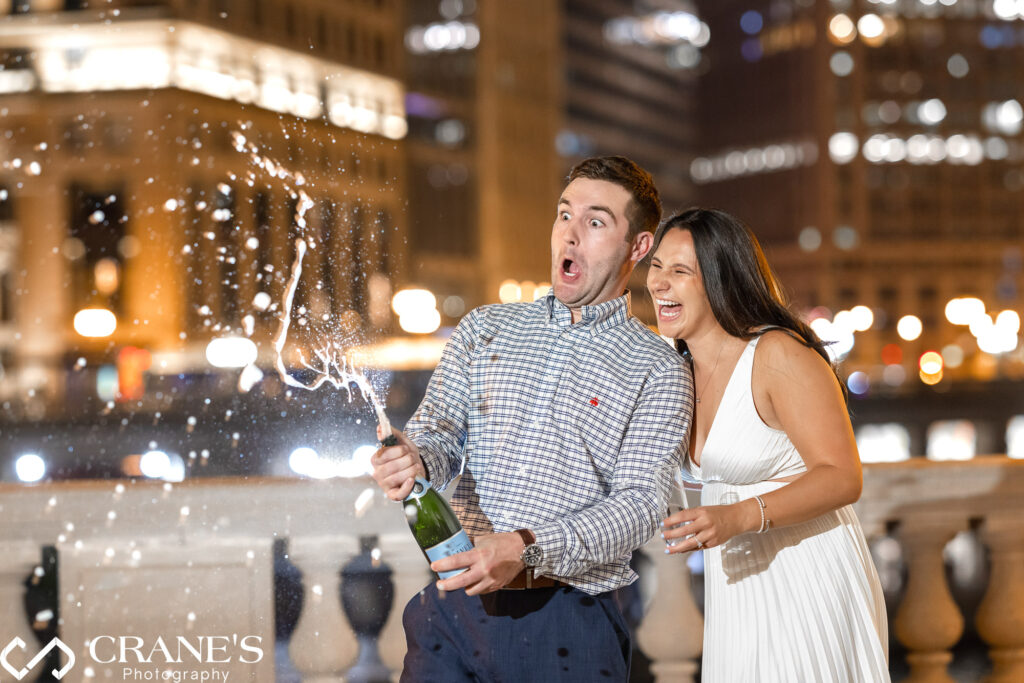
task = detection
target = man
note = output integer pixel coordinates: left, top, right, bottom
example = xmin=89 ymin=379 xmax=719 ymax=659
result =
xmin=372 ymin=156 xmax=693 ymax=682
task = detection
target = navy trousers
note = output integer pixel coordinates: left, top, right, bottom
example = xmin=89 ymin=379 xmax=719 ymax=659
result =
xmin=399 ymin=583 xmax=632 ymax=682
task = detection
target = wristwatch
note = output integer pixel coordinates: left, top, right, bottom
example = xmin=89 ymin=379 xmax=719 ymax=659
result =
xmin=515 ymin=528 xmax=543 ymax=567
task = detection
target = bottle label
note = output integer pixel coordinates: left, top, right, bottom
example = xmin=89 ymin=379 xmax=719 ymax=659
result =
xmin=424 ymin=530 xmax=474 ymax=580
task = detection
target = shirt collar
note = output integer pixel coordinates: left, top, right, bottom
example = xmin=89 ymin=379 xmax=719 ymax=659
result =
xmin=543 ymin=291 xmax=632 ymax=334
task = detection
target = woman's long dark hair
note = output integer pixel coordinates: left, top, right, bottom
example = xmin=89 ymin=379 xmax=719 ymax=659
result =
xmin=654 ymin=208 xmax=847 ymax=400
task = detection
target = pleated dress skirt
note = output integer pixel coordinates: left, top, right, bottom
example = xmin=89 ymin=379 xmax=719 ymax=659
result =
xmin=700 ymin=479 xmax=890 ymax=683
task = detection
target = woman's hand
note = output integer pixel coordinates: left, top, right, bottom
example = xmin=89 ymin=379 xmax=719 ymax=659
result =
xmin=661 ymin=500 xmax=759 ymax=554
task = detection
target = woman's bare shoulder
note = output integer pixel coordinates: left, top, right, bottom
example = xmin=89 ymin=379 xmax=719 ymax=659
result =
xmin=755 ymin=329 xmax=835 ymax=384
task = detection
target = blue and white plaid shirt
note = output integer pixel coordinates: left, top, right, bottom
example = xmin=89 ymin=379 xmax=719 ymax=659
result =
xmin=405 ymin=291 xmax=693 ymax=595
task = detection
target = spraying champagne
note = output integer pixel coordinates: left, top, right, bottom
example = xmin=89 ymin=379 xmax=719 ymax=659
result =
xmin=270 ymin=238 xmax=470 ymax=578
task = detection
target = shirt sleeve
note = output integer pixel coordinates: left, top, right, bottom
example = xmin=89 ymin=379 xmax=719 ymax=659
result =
xmin=403 ymin=310 xmax=479 ymax=490
xmin=530 ymin=356 xmax=694 ymax=579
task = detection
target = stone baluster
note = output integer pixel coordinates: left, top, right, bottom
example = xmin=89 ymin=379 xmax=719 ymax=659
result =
xmin=288 ymin=535 xmax=360 ymax=683
xmin=0 ymin=542 xmax=42 ymax=673
xmin=894 ymin=516 xmax=967 ymax=683
xmin=975 ymin=513 xmax=1024 ymax=683
xmin=377 ymin=532 xmax=432 ymax=681
xmin=635 ymin=537 xmax=703 ymax=683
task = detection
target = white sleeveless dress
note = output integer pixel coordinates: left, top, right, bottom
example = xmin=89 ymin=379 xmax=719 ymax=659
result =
xmin=685 ymin=336 xmax=890 ymax=682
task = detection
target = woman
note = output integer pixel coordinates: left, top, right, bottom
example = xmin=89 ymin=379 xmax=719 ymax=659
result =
xmin=650 ymin=209 xmax=889 ymax=682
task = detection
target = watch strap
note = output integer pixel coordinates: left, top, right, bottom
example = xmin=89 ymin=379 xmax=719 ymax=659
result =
xmin=514 ymin=528 xmax=536 ymax=548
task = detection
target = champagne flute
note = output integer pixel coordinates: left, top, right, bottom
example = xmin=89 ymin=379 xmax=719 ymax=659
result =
xmin=665 ymin=469 xmax=702 ymax=548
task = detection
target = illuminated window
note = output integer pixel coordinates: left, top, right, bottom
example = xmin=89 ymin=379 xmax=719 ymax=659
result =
xmin=856 ymin=424 xmax=911 ymax=463
xmin=373 ymin=207 xmax=391 ymax=274
xmin=0 ymin=195 xmax=14 ymax=325
xmin=1008 ymin=416 xmax=1024 ymax=459
xmin=0 ymin=270 xmax=11 ymax=324
xmin=926 ymin=420 xmax=977 ymax=461
xmin=68 ymin=183 xmax=126 ymax=316
xmin=350 ymin=203 xmax=367 ymax=315
xmin=214 ymin=183 xmax=238 ymax=326
xmin=64 ymin=119 xmax=89 ymax=153
xmin=318 ymin=200 xmax=338 ymax=314
xmin=102 ymin=118 xmax=132 ymax=152
xmin=185 ymin=183 xmax=209 ymax=332
xmin=253 ymin=190 xmax=273 ymax=284
xmin=0 ymin=184 xmax=12 ymax=222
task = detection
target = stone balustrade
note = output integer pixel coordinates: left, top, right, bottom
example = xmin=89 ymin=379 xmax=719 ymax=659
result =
xmin=0 ymin=477 xmax=417 ymax=682
xmin=856 ymin=456 xmax=1024 ymax=683
xmin=0 ymin=456 xmax=1021 ymax=682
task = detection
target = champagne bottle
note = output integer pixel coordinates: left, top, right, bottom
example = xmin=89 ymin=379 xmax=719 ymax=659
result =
xmin=403 ymin=477 xmax=473 ymax=579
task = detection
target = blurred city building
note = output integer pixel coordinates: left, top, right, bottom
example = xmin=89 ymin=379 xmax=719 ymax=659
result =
xmin=559 ymin=0 xmax=705 ymax=317
xmin=0 ymin=0 xmax=407 ymax=476
xmin=560 ymin=0 xmax=702 ymax=214
xmin=401 ymin=0 xmax=562 ymax=316
xmin=1 ymin=0 xmax=1020 ymax=476
xmin=692 ymin=0 xmax=1024 ymax=456
xmin=401 ymin=1 xmax=708 ymax=318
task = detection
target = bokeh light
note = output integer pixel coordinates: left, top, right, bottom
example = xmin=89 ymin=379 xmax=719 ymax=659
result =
xmin=883 ymin=364 xmax=907 ymax=387
xmin=849 ymin=305 xmax=874 ymax=332
xmin=926 ymin=421 xmax=976 ymax=461
xmin=828 ymin=132 xmax=858 ymax=163
xmin=829 ymin=51 xmax=854 ymax=77
xmin=856 ymin=424 xmax=910 ymax=463
xmin=897 ymin=315 xmax=923 ymax=341
xmin=391 ymin=288 xmax=437 ymax=316
xmin=498 ymin=279 xmax=522 ymax=304
xmin=74 ymin=308 xmax=117 ymax=338
xmin=1008 ymin=416 xmax=1024 ymax=460
xmin=399 ymin=308 xmax=442 ymax=335
xmin=941 ymin=344 xmax=964 ymax=369
xmin=828 ymin=14 xmax=857 ymax=45
xmin=139 ymin=450 xmax=171 ymax=479
xmin=15 ymin=454 xmax=46 ymax=483
xmin=881 ymin=343 xmax=903 ymax=366
xmin=847 ymin=371 xmax=870 ymax=396
xmin=393 ymin=288 xmax=442 ymax=334
xmin=919 ymin=351 xmax=944 ymax=375
xmin=945 ymin=297 xmax=986 ymax=325
xmin=856 ymin=14 xmax=885 ymax=42
xmin=206 ymin=337 xmax=258 ymax=368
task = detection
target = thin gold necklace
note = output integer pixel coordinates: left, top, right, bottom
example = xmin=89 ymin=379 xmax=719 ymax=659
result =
xmin=695 ymin=342 xmax=726 ymax=404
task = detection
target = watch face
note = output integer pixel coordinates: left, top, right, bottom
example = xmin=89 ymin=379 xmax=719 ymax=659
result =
xmin=522 ymin=543 xmax=543 ymax=567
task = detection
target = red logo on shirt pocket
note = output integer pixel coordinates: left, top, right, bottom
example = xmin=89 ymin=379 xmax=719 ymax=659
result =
xmin=589 ymin=397 xmax=599 ymax=407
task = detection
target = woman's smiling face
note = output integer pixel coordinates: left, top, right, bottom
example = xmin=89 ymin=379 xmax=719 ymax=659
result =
xmin=647 ymin=227 xmax=715 ymax=340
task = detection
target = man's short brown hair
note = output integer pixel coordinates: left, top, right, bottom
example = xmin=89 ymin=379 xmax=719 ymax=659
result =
xmin=568 ymin=156 xmax=661 ymax=240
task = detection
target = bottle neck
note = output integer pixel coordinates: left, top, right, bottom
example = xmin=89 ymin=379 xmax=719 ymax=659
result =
xmin=403 ymin=477 xmax=432 ymax=501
